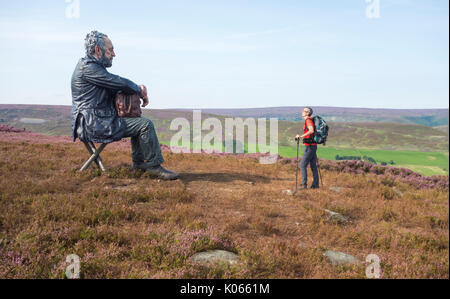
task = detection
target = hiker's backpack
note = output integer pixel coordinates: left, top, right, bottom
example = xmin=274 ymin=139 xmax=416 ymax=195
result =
xmin=311 ymin=115 xmax=329 ymax=145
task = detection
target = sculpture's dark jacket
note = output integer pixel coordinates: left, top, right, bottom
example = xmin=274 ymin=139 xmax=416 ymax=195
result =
xmin=71 ymin=55 xmax=141 ymax=143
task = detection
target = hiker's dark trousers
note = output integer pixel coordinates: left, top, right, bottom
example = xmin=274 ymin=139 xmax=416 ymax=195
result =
xmin=300 ymin=145 xmax=319 ymax=188
xmin=122 ymin=117 xmax=165 ymax=167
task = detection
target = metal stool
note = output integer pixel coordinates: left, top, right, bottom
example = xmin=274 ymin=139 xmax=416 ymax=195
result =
xmin=80 ymin=141 xmax=107 ymax=172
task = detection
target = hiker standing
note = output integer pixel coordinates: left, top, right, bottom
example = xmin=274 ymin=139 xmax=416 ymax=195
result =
xmin=295 ymin=107 xmax=320 ymax=189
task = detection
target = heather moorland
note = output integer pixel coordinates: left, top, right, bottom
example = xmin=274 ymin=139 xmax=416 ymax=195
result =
xmin=0 ymin=130 xmax=448 ymax=278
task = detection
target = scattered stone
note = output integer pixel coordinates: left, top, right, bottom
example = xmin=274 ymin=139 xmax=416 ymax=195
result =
xmin=392 ymin=187 xmax=403 ymax=198
xmin=274 ymin=198 xmax=286 ymax=203
xmin=297 ymin=241 xmax=310 ymax=249
xmin=323 ymin=250 xmax=360 ymax=266
xmin=90 ymin=177 xmax=100 ymax=183
xmin=330 ymin=187 xmax=342 ymax=193
xmin=105 ymin=184 xmax=138 ymax=192
xmin=249 ymin=182 xmax=255 ymax=185
xmin=324 ymin=209 xmax=350 ymax=224
xmin=190 ymin=250 xmax=240 ymax=266
xmin=283 ymin=190 xmax=293 ymax=196
xmin=295 ymin=222 xmax=300 ymax=226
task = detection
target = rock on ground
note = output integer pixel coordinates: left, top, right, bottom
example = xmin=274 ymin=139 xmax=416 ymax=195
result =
xmin=324 ymin=209 xmax=350 ymax=224
xmin=190 ymin=250 xmax=240 ymax=266
xmin=297 ymin=241 xmax=311 ymax=249
xmin=283 ymin=189 xmax=293 ymax=196
xmin=393 ymin=187 xmax=403 ymax=197
xmin=330 ymin=187 xmax=342 ymax=193
xmin=323 ymin=250 xmax=360 ymax=266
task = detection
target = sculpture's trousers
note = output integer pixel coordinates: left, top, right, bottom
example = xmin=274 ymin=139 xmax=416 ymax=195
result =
xmin=123 ymin=117 xmax=165 ymax=167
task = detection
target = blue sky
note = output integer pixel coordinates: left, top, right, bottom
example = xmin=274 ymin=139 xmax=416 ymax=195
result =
xmin=0 ymin=0 xmax=448 ymax=109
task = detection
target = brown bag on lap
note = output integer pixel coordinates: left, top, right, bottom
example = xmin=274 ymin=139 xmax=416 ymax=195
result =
xmin=114 ymin=92 xmax=142 ymax=118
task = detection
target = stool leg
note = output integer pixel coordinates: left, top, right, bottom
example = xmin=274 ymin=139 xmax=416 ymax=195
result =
xmin=87 ymin=142 xmax=107 ymax=172
xmin=80 ymin=143 xmax=107 ymax=172
xmin=83 ymin=142 xmax=101 ymax=169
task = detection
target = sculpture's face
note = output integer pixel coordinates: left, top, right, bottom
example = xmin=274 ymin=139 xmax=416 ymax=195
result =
xmin=96 ymin=37 xmax=115 ymax=68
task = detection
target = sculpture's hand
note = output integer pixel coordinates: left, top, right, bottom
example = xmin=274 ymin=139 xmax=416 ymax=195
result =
xmin=139 ymin=85 xmax=149 ymax=107
xmin=142 ymin=96 xmax=149 ymax=108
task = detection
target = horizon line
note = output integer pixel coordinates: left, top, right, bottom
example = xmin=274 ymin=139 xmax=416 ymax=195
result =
xmin=0 ymin=103 xmax=448 ymax=111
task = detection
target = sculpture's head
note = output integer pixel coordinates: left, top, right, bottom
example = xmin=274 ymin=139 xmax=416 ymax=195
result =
xmin=85 ymin=30 xmax=115 ymax=68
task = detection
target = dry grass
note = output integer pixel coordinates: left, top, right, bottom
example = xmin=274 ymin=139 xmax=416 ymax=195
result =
xmin=0 ymin=133 xmax=448 ymax=278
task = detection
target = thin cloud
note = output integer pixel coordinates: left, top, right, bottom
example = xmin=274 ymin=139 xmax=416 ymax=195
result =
xmin=0 ymin=31 xmax=82 ymax=43
xmin=117 ymin=36 xmax=259 ymax=52
xmin=224 ymin=28 xmax=290 ymax=40
xmin=0 ymin=28 xmax=259 ymax=53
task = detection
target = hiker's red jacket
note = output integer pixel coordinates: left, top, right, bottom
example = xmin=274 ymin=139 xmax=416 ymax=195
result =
xmin=303 ymin=117 xmax=316 ymax=146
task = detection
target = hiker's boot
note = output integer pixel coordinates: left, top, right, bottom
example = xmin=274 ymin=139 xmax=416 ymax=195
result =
xmin=309 ymin=185 xmax=319 ymax=189
xmin=297 ymin=184 xmax=308 ymax=191
xmin=146 ymin=165 xmax=179 ymax=181
xmin=131 ymin=161 xmax=154 ymax=171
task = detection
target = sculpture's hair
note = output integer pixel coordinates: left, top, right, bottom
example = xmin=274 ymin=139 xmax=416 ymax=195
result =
xmin=304 ymin=107 xmax=313 ymax=116
xmin=85 ymin=31 xmax=108 ymax=56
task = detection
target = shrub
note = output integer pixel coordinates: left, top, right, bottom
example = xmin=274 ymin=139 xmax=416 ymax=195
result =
xmin=380 ymin=187 xmax=396 ymax=200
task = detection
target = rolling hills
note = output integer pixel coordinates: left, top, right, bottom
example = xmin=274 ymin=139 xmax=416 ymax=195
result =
xmin=1 ymin=105 xmax=448 ymax=151
xmin=196 ymin=106 xmax=449 ymax=126
xmin=0 ymin=104 xmax=448 ymax=176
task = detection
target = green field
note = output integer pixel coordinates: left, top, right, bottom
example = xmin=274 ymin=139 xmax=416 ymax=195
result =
xmin=160 ymin=141 xmax=449 ymax=176
xmin=277 ymin=145 xmax=449 ymax=176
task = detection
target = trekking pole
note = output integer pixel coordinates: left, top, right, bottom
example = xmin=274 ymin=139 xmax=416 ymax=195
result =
xmin=295 ymin=138 xmax=300 ymax=191
xmin=317 ymin=157 xmax=324 ymax=187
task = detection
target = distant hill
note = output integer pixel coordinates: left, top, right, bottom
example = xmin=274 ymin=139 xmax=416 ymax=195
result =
xmin=279 ymin=121 xmax=449 ymax=152
xmin=195 ymin=106 xmax=449 ymax=127
xmin=4 ymin=105 xmax=445 ymax=128
xmin=0 ymin=104 xmax=223 ymax=137
xmin=0 ymin=104 xmax=447 ymax=153
xmin=434 ymin=125 xmax=449 ymax=134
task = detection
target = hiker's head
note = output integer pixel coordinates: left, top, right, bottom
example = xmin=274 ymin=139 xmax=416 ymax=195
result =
xmin=85 ymin=31 xmax=115 ymax=68
xmin=302 ymin=107 xmax=313 ymax=118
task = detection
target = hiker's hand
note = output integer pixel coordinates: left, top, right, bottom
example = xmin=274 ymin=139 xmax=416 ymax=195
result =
xmin=295 ymin=134 xmax=301 ymax=141
xmin=139 ymin=85 xmax=149 ymax=107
